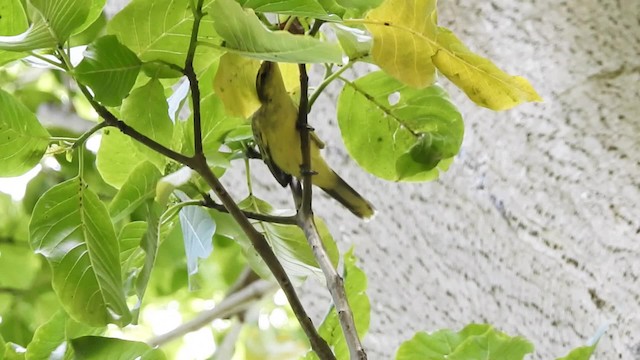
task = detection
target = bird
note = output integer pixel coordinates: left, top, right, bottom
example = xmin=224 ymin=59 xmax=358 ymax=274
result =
xmin=251 ymin=61 xmax=375 ymax=219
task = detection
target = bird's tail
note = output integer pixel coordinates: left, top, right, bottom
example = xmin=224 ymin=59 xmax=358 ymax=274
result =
xmin=320 ymin=172 xmax=375 ymax=219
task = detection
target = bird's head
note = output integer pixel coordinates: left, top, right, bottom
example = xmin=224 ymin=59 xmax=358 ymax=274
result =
xmin=256 ymin=61 xmax=284 ymax=103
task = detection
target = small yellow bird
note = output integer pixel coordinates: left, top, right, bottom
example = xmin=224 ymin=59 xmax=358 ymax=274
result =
xmin=251 ymin=61 xmax=375 ymax=219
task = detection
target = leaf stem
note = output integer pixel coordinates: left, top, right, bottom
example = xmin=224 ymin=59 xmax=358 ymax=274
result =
xmin=71 ymin=122 xmax=109 ymax=149
xmin=308 ymin=61 xmax=354 ymax=110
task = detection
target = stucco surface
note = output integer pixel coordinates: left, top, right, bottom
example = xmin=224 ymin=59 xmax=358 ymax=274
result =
xmin=104 ymin=0 xmax=640 ymax=358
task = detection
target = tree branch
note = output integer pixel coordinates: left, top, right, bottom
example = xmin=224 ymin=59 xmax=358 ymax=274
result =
xmin=77 ymin=85 xmax=192 ymax=165
xmin=184 ymin=0 xmax=205 ymax=156
xmin=296 ymin=64 xmax=367 ymax=359
xmin=148 ymin=279 xmax=276 ymax=347
xmin=201 ymin=194 xmax=298 ymax=225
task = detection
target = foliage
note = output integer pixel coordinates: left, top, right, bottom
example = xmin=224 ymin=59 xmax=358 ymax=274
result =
xmin=0 ymin=0 xmax=597 ymax=359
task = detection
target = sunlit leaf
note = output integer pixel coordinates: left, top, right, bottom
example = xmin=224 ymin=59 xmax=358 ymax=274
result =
xmin=71 ymin=336 xmax=165 ymax=360
xmin=121 ymin=79 xmax=174 ymax=161
xmin=30 ymin=0 xmax=91 ymax=43
xmin=109 ymin=162 xmax=162 ymax=223
xmin=239 ymin=0 xmax=340 ymax=21
xmin=96 ymin=129 xmax=163 ymax=189
xmin=133 ymin=202 xmax=164 ymax=321
xmin=364 ymin=0 xmax=438 ymax=88
xmin=556 ymin=326 xmax=605 ymax=360
xmin=29 ymin=178 xmax=131 ymax=326
xmin=118 ymin=221 xmax=147 ymax=290
xmin=333 ymin=24 xmax=372 ymax=62
xmin=0 ymin=0 xmax=28 ymax=36
xmin=432 ymin=27 xmax=542 ymax=110
xmin=337 ymin=71 xmax=462 ymax=182
xmin=107 ymin=0 xmax=220 ymax=69
xmin=0 ymin=89 xmax=50 ymax=177
xmin=395 ymin=324 xmax=533 ymax=360
xmin=211 ymin=0 xmax=343 ymax=63
xmin=25 ymin=311 xmax=103 ymax=360
xmin=75 ymin=35 xmax=141 ymax=107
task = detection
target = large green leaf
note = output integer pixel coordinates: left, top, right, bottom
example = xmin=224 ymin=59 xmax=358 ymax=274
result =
xmin=75 ymin=35 xmax=141 ymax=107
xmin=97 ymin=128 xmax=162 ymax=189
xmin=0 ymin=89 xmax=50 ymax=177
xmin=239 ymin=0 xmax=340 ymax=21
xmin=118 ymin=221 xmax=147 ymax=285
xmin=71 ymin=336 xmax=165 ymax=360
xmin=211 ymin=0 xmax=343 ymax=63
xmin=0 ymin=0 xmax=28 ymax=36
xmin=30 ymin=0 xmax=91 ymax=43
xmin=107 ymin=0 xmax=220 ymax=69
xmin=337 ymin=71 xmax=462 ymax=182
xmin=237 ymin=196 xmax=339 ymax=281
xmin=305 ymin=249 xmax=370 ymax=360
xmin=25 ymin=311 xmax=103 ymax=360
xmin=109 ymin=161 xmax=162 ymax=223
xmin=362 ymin=0 xmax=541 ymax=110
xmin=121 ymin=79 xmax=174 ymax=161
xmin=29 ymin=178 xmax=131 ymax=326
xmin=395 ymin=324 xmax=533 ymax=360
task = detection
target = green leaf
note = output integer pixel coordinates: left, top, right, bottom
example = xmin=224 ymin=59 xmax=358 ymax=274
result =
xmin=109 ymin=162 xmax=162 ymax=223
xmin=121 ymin=79 xmax=173 ymax=160
xmin=239 ymin=0 xmax=340 ymax=21
xmin=0 ymin=0 xmax=28 ymax=36
xmin=25 ymin=311 xmax=103 ymax=360
xmin=0 ymin=89 xmax=50 ymax=177
xmin=97 ymin=128 xmax=161 ymax=189
xmin=556 ymin=326 xmax=605 ymax=360
xmin=3 ymin=342 xmax=25 ymax=360
xmin=30 ymin=0 xmax=91 ymax=43
xmin=333 ymin=24 xmax=372 ymax=62
xmin=237 ymin=196 xmax=339 ymax=281
xmin=133 ymin=202 xmax=164 ymax=321
xmin=29 ymin=178 xmax=131 ymax=326
xmin=0 ymin=19 xmax=55 ymax=52
xmin=211 ymin=0 xmax=343 ymax=63
xmin=395 ymin=324 xmax=534 ymax=360
xmin=71 ymin=336 xmax=166 ymax=360
xmin=75 ymin=35 xmax=141 ymax=107
xmin=177 ymin=194 xmax=215 ymax=282
xmin=337 ymin=71 xmax=463 ymax=182
xmin=73 ymin=0 xmax=106 ymax=36
xmin=306 ymin=249 xmax=370 ymax=360
xmin=336 ymin=0 xmax=382 ymax=16
xmin=364 ymin=0 xmax=438 ymax=88
xmin=107 ymin=0 xmax=220 ymax=69
xmin=118 ymin=221 xmax=147 ymax=284
xmin=0 ymin=244 xmax=40 ymax=290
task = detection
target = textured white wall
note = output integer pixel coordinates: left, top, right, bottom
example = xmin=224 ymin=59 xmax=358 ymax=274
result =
xmin=104 ymin=0 xmax=640 ymax=358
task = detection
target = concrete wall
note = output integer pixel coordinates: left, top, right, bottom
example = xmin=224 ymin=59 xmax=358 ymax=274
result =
xmin=105 ymin=0 xmax=640 ymax=358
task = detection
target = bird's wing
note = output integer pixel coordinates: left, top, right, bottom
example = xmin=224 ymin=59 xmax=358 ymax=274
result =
xmin=253 ymin=124 xmax=292 ymax=187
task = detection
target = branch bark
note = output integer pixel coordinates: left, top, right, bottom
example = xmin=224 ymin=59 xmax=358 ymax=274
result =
xmin=296 ymin=63 xmax=367 ymax=359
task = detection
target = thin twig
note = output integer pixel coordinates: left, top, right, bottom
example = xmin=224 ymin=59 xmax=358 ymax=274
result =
xmin=296 ymin=64 xmax=367 ymax=359
xmin=71 ymin=121 xmax=109 ymax=149
xmin=308 ymin=61 xmax=354 ymax=110
xmin=148 ymin=279 xmax=277 ymax=347
xmin=200 ymin=194 xmax=298 ymax=225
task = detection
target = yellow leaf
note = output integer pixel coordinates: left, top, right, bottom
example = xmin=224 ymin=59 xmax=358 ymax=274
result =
xmin=213 ymin=54 xmax=301 ymax=118
xmin=365 ymin=0 xmax=438 ymax=88
xmin=213 ymin=53 xmax=261 ymax=118
xmin=433 ymin=27 xmax=542 ymax=110
xmin=360 ymin=0 xmax=541 ymax=110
